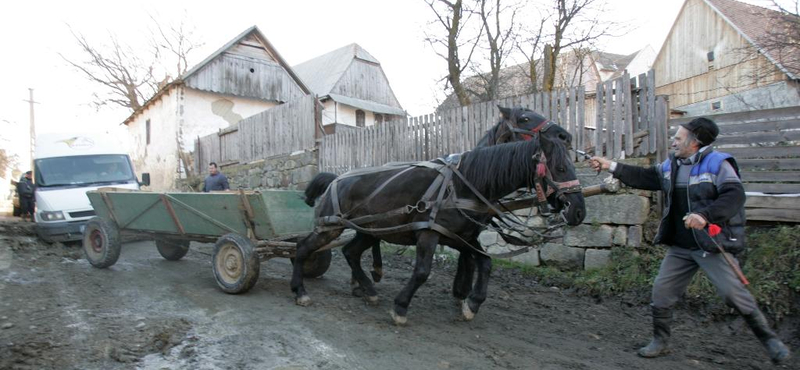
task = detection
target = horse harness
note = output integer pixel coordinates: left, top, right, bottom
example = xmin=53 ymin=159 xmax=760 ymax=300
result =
xmin=315 ymin=122 xmax=581 ymax=257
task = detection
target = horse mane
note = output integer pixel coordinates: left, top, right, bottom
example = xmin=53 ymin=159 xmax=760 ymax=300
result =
xmin=458 ymin=134 xmax=569 ymax=199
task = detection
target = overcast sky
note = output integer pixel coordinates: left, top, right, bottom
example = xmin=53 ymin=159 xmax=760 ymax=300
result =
xmin=1 ymin=0 xmax=769 ymax=167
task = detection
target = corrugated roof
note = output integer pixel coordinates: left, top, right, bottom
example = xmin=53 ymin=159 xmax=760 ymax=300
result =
xmin=705 ymin=0 xmax=798 ymax=79
xmin=293 ymin=43 xmax=379 ymax=96
xmin=327 ymin=93 xmax=406 ymax=116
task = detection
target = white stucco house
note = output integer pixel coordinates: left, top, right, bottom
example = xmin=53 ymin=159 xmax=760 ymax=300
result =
xmin=123 ymin=26 xmax=310 ymax=191
xmin=292 ymin=43 xmax=406 ymax=131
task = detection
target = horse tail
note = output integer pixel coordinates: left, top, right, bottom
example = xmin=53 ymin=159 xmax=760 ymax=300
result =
xmin=304 ymin=172 xmax=338 ymax=206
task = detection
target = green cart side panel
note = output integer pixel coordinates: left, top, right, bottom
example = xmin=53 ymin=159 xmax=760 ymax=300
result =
xmin=86 ymin=190 xmax=314 ymax=240
xmin=259 ymin=190 xmax=315 ymax=237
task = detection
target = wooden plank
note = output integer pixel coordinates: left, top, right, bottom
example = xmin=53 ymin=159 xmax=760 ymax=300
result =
xmin=744 ymin=183 xmax=800 ymax=193
xmin=605 ymin=80 xmax=614 ymax=157
xmin=594 ymin=82 xmax=604 ymax=157
xmin=647 ymin=70 xmax=656 ymax=153
xmin=741 ymin=170 xmax=800 ymax=182
xmin=623 ymin=72 xmax=634 ymax=156
xmin=738 ymin=158 xmax=800 ymax=170
xmin=613 ymin=78 xmax=623 ymax=158
xmin=655 ymin=96 xmax=669 ymax=164
xmin=568 ymin=87 xmax=577 ymax=161
xmin=670 ymin=106 xmax=800 ymax=126
xmin=577 ymin=87 xmax=586 ymax=153
xmin=722 ymin=145 xmax=800 ymax=159
xmin=746 ymin=208 xmax=800 ymax=222
xmin=714 ymin=131 xmax=800 ymax=145
xmin=630 ymin=76 xmax=642 ymax=156
xmin=746 ymin=195 xmax=800 ymax=209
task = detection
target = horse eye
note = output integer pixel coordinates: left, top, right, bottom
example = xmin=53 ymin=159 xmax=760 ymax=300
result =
xmin=519 ymin=117 xmax=529 ymax=123
xmin=558 ymin=166 xmax=566 ymax=172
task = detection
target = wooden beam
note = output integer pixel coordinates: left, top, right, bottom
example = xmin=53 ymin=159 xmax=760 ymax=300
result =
xmin=746 ymin=195 xmax=800 ymax=209
xmin=746 ymin=208 xmax=800 ymax=222
xmin=744 ymin=183 xmax=800 ymax=193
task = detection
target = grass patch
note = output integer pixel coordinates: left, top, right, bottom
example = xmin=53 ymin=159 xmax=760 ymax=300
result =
xmin=491 ymin=225 xmax=800 ymax=319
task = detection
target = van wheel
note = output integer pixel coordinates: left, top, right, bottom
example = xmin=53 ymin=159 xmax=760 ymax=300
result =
xmin=156 ymin=238 xmax=190 ymax=261
xmin=83 ymin=217 xmax=121 ymax=268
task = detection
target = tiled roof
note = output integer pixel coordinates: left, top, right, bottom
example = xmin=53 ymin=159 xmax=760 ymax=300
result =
xmin=705 ymin=0 xmax=798 ymax=79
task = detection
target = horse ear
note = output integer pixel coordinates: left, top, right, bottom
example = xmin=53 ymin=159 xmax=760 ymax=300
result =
xmin=498 ymin=106 xmax=511 ymax=118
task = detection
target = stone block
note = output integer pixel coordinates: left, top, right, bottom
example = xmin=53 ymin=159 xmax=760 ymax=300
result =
xmin=564 ymin=224 xmax=613 ymax=247
xmin=612 ymin=226 xmax=627 ymax=246
xmin=584 ymin=249 xmax=612 ymax=270
xmin=583 ymin=194 xmax=649 ymax=225
xmin=291 ymin=166 xmax=317 ymax=184
xmin=540 ymin=243 xmax=585 ymax=270
xmin=627 ymin=225 xmax=643 ymax=248
xmin=478 ymin=231 xmax=498 ymax=246
xmin=486 ymin=245 xmax=511 ymax=255
xmin=248 ymin=174 xmax=261 ymax=189
xmin=510 ymin=249 xmax=540 ymax=266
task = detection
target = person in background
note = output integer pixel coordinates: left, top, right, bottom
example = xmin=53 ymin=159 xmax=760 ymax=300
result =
xmin=202 ymin=162 xmax=230 ymax=192
xmin=590 ymin=117 xmax=790 ymax=364
xmin=16 ymin=171 xmax=35 ymax=221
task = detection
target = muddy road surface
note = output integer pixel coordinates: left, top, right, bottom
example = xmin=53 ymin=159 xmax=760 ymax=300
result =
xmin=0 ymin=219 xmax=796 ymax=369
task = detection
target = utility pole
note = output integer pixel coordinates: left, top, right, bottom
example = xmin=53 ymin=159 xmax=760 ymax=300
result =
xmin=23 ymin=88 xmax=38 ymax=171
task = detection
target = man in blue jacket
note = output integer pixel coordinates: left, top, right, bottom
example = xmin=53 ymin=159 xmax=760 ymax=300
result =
xmin=202 ymin=162 xmax=230 ymax=192
xmin=591 ymin=118 xmax=790 ymax=364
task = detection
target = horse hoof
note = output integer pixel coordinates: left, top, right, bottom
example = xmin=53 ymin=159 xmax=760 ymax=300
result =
xmin=364 ymin=295 xmax=379 ymax=306
xmin=352 ymin=286 xmax=365 ymax=297
xmin=296 ymin=295 xmax=312 ymax=307
xmin=390 ymin=309 xmax=407 ymax=326
xmin=462 ymin=300 xmax=475 ymax=321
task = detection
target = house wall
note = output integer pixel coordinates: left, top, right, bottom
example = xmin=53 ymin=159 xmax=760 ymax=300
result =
xmin=127 ymin=88 xmax=181 ymax=192
xmin=673 ymin=80 xmax=800 ymax=116
xmin=181 ymin=88 xmax=278 ymax=152
xmin=654 ymin=0 xmax=785 ymax=108
xmin=330 ymin=59 xmax=402 ymax=109
xmin=320 ymin=100 xmax=380 ymax=127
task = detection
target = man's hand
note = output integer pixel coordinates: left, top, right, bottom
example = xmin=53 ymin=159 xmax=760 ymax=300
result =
xmin=590 ymin=156 xmax=612 ymax=172
xmin=683 ymin=213 xmax=708 ymax=230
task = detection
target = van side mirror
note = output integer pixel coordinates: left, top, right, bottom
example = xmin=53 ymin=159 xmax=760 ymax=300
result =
xmin=140 ymin=173 xmax=151 ymax=187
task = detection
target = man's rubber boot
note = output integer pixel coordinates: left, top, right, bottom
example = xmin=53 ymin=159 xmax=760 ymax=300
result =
xmin=638 ymin=306 xmax=672 ymax=358
xmin=743 ymin=309 xmax=791 ymax=364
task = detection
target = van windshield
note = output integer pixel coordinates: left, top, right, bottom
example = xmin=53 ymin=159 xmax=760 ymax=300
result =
xmin=35 ymin=154 xmax=135 ymax=188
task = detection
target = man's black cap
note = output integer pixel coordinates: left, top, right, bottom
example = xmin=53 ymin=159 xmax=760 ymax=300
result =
xmin=24 ymin=171 xmax=31 ymax=175
xmin=680 ymin=117 xmax=719 ymax=145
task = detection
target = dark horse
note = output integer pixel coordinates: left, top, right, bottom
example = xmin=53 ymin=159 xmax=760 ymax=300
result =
xmin=293 ymin=124 xmax=585 ymax=325
xmin=304 ymin=106 xmax=575 ymax=284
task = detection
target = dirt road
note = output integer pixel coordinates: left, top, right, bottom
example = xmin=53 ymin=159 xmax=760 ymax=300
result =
xmin=0 ymin=219 xmax=796 ymax=369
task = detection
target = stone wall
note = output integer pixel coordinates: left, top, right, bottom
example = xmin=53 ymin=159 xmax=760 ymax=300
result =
xmin=221 ymin=149 xmax=318 ymax=191
xmin=482 ymin=158 xmax=657 ymax=271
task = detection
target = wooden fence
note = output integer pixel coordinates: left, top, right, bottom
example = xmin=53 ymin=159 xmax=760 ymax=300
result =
xmin=669 ymin=106 xmax=800 ymax=222
xmin=195 ymin=95 xmax=317 ymax=174
xmin=320 ymin=70 xmax=668 ymax=174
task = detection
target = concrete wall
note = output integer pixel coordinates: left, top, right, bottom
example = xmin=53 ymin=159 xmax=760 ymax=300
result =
xmin=480 ymin=159 xmax=656 ymax=271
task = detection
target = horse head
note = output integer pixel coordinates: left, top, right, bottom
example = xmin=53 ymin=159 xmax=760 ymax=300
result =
xmin=537 ymin=130 xmax=586 ymax=226
xmin=496 ymin=107 xmax=570 ymax=145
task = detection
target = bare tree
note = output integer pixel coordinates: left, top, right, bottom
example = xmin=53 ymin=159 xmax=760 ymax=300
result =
xmin=425 ymin=0 xmax=484 ymax=106
xmin=62 ymin=15 xmax=203 ymax=112
xmin=470 ymin=0 xmax=522 ymax=101
xmin=753 ymin=0 xmax=800 ymax=78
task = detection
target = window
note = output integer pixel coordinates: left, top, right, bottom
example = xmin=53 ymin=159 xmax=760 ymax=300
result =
xmin=374 ymin=113 xmax=383 ymax=126
xmin=707 ymin=51 xmax=715 ymax=62
xmin=711 ymin=101 xmax=722 ymax=111
xmin=146 ymin=119 xmax=151 ymax=145
xmin=356 ymin=110 xmax=365 ymax=128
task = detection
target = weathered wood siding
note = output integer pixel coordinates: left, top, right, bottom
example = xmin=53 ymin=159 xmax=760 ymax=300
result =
xmin=330 ymin=59 xmax=402 ymax=108
xmin=669 ymin=106 xmax=800 ymax=222
xmin=653 ymin=0 xmax=784 ymax=108
xmin=195 ymin=95 xmax=317 ymax=172
xmin=185 ymin=53 xmax=307 ymax=103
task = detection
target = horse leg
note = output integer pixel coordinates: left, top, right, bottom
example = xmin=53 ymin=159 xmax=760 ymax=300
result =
xmin=462 ymin=249 xmax=492 ymax=321
xmin=370 ymin=243 xmax=384 ymax=283
xmin=452 ymin=251 xmax=476 ymax=301
xmin=390 ymin=230 xmax=439 ymax=326
xmin=291 ymin=230 xmax=341 ymax=306
xmin=342 ymin=233 xmax=380 ymax=306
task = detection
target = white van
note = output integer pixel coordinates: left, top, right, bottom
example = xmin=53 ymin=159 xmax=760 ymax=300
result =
xmin=34 ymin=133 xmax=149 ymax=242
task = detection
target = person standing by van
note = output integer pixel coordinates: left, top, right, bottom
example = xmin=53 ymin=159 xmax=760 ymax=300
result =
xmin=202 ymin=162 xmax=230 ymax=192
xmin=16 ymin=171 xmax=35 ymax=221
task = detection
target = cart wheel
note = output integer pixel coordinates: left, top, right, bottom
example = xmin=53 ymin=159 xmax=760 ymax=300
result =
xmin=156 ymin=239 xmax=190 ymax=261
xmin=291 ymin=249 xmax=333 ymax=278
xmin=212 ymin=233 xmax=260 ymax=294
xmin=82 ymin=217 xmax=122 ymax=268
